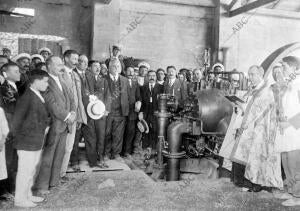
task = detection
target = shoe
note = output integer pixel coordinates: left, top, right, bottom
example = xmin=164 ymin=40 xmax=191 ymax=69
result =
xmin=71 ymin=164 xmax=81 ymax=172
xmin=36 ymin=189 xmax=50 ymax=195
xmin=15 ymin=200 xmax=37 ymax=208
xmin=104 ymin=156 xmax=110 ymax=162
xmin=124 ymin=153 xmax=132 ymax=160
xmin=60 ymin=176 xmax=70 ymax=183
xmin=90 ymin=164 xmax=103 ymax=171
xmin=29 ymin=196 xmax=45 ymax=203
xmin=114 ymin=154 xmax=124 ymax=163
xmin=282 ymin=198 xmax=300 ymax=206
xmin=98 ymin=161 xmax=109 ymax=168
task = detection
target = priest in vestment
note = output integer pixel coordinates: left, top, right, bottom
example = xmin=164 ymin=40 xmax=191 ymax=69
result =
xmin=220 ymin=65 xmax=283 ymax=191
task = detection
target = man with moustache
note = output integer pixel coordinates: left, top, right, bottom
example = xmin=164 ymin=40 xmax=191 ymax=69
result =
xmin=70 ymin=55 xmax=98 ymax=170
xmin=34 ymin=56 xmax=76 ymax=194
xmin=164 ymin=66 xmax=187 ymax=110
xmin=104 ymin=58 xmax=130 ymax=162
xmin=60 ymin=50 xmax=87 ymax=176
xmin=123 ymin=66 xmax=141 ymax=158
xmin=91 ymin=60 xmax=111 ymax=166
xmin=139 ymin=70 xmax=164 ymax=149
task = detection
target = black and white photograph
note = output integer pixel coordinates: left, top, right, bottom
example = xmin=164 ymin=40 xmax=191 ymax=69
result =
xmin=1 ymin=0 xmax=300 ymax=210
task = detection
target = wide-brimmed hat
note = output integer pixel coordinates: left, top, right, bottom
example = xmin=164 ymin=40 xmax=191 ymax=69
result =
xmin=137 ymin=119 xmax=149 ymax=133
xmin=12 ymin=53 xmax=31 ymax=62
xmin=31 ymin=54 xmax=45 ymax=62
xmin=87 ymin=99 xmax=106 ymax=120
xmin=38 ymin=47 xmax=52 ymax=55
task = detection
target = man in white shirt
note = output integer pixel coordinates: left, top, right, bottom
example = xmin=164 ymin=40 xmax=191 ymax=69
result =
xmin=34 ymin=56 xmax=76 ymax=194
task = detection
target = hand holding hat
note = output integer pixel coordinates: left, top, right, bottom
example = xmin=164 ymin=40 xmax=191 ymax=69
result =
xmin=135 ymin=101 xmax=141 ymax=112
xmin=89 ymin=94 xmax=98 ymax=102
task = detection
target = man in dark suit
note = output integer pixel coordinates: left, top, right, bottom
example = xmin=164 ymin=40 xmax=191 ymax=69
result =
xmin=70 ymin=56 xmax=99 ymax=170
xmin=92 ymin=61 xmax=111 ymax=166
xmin=34 ymin=56 xmax=76 ymax=194
xmin=0 ymin=62 xmax=20 ymax=194
xmin=123 ymin=66 xmax=141 ymax=158
xmin=164 ymin=66 xmax=187 ymax=110
xmin=104 ymin=58 xmax=130 ymax=162
xmin=139 ymin=70 xmax=164 ymax=149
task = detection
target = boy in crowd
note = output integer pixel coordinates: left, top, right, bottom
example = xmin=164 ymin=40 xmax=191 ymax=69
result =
xmin=11 ymin=69 xmax=50 ymax=208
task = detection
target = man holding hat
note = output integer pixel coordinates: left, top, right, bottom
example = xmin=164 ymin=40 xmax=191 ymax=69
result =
xmin=38 ymin=47 xmax=52 ymax=61
xmin=139 ymin=70 xmax=163 ymax=149
xmin=123 ymin=66 xmax=141 ymax=158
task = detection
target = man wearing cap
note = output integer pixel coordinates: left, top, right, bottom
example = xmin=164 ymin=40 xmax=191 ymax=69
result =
xmin=13 ymin=53 xmax=31 ymax=96
xmin=105 ymin=45 xmax=125 ymax=76
xmin=30 ymin=54 xmax=45 ymax=71
xmin=139 ymin=70 xmax=164 ymax=149
xmin=137 ymin=62 xmax=150 ymax=86
xmin=38 ymin=47 xmax=52 ymax=61
xmin=104 ymin=58 xmax=130 ymax=162
xmin=123 ymin=66 xmax=141 ymax=158
xmin=60 ymin=50 xmax=87 ymax=175
xmin=164 ymin=66 xmax=187 ymax=110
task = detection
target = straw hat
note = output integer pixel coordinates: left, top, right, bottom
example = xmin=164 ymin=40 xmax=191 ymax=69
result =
xmin=87 ymin=99 xmax=106 ymax=120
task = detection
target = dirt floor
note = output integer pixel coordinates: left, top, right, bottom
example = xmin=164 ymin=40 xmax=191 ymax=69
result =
xmin=1 ymin=169 xmax=300 ymax=211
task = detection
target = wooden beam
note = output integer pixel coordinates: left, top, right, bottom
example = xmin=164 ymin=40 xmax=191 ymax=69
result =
xmin=228 ymin=0 xmax=276 ymax=17
xmin=228 ymin=0 xmax=239 ymax=11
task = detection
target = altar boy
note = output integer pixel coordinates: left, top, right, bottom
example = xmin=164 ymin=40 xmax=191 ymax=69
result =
xmin=11 ymin=69 xmax=50 ymax=208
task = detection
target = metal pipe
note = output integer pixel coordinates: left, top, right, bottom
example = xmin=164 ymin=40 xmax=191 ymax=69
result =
xmin=163 ymin=121 xmax=191 ymax=181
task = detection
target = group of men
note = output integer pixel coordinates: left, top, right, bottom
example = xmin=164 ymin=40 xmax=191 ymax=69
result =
xmin=0 ymin=45 xmax=193 ymax=208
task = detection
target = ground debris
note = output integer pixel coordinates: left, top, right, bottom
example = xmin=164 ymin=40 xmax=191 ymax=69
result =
xmin=98 ymin=179 xmax=116 ymax=189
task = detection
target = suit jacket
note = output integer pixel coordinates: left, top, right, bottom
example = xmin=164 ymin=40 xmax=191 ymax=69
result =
xmin=94 ymin=75 xmax=112 ymax=113
xmin=0 ymin=80 xmax=19 ymax=116
xmin=61 ymin=69 xmax=87 ymax=124
xmin=12 ymin=89 xmax=50 ymax=151
xmin=164 ymin=78 xmax=187 ymax=108
xmin=105 ymin=74 xmax=130 ymax=116
xmin=128 ymin=80 xmax=141 ymax=120
xmin=74 ymin=69 xmax=95 ymax=108
xmin=43 ymin=76 xmax=75 ymax=134
xmin=140 ymin=82 xmax=164 ymax=119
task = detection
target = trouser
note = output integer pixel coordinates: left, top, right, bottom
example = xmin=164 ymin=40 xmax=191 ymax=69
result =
xmin=143 ymin=114 xmax=157 ymax=149
xmin=15 ymin=150 xmax=41 ymax=203
xmin=123 ymin=118 xmax=137 ymax=155
xmin=4 ymin=135 xmax=18 ymax=193
xmin=70 ymin=119 xmax=97 ymax=166
xmin=34 ymin=129 xmax=67 ymax=190
xmin=105 ymin=115 xmax=126 ymax=158
xmin=282 ymin=150 xmax=300 ymax=197
xmin=133 ymin=130 xmax=143 ymax=152
xmin=60 ymin=122 xmax=77 ymax=177
xmin=95 ymin=116 xmax=107 ymax=161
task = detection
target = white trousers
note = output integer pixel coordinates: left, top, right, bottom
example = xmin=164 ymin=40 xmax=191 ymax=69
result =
xmin=60 ymin=122 xmax=77 ymax=177
xmin=15 ymin=150 xmax=41 ymax=203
